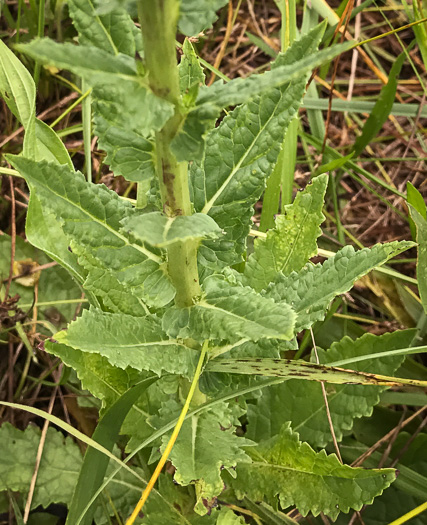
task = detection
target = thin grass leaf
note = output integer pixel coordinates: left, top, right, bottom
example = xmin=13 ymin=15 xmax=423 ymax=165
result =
xmin=205 ymin=357 xmax=427 ymax=388
xmin=66 ymin=376 xmax=157 ymax=525
xmin=353 ymin=51 xmax=406 ymax=156
xmin=408 ymin=206 xmax=427 ymax=314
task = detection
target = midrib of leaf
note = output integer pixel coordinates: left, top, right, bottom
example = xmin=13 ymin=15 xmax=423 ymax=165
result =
xmin=16 ymin=41 xmax=142 ymax=83
xmin=88 ymin=0 xmax=120 ymax=55
xmin=72 ymin=339 xmax=187 ymax=349
xmin=248 ymin=460 xmax=369 ymax=479
xmin=250 ymin=461 xmax=312 ymax=474
xmin=200 ymin=99 xmax=282 ymax=215
xmin=198 ymin=300 xmax=286 ymax=337
xmin=278 ymin=204 xmax=314 ymax=273
xmin=42 ymin=181 xmax=162 ymax=264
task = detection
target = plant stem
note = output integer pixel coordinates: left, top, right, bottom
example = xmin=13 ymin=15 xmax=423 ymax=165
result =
xmin=138 ymin=0 xmax=200 ymax=307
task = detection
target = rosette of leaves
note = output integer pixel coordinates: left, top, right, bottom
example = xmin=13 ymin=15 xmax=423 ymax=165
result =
xmin=0 ymin=1 xmax=419 ymax=523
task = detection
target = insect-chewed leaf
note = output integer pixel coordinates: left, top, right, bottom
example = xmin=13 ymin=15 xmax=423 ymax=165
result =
xmin=55 ymin=308 xmax=199 ymax=378
xmin=163 ymin=275 xmax=295 ymax=342
xmin=245 ymin=174 xmax=328 ymax=292
xmin=265 ymin=241 xmax=415 ymax=334
xmin=228 ymin=422 xmax=396 ymax=520
xmin=121 ymin=211 xmax=222 ymax=248
xmin=8 ymin=156 xmax=175 ymax=308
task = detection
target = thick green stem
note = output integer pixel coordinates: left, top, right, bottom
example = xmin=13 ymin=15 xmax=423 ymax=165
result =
xmin=138 ymin=0 xmax=201 ymax=307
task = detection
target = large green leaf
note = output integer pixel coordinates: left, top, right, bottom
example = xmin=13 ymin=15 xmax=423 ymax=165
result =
xmin=408 ymin=207 xmax=427 ymax=314
xmin=46 ymin=342 xmax=144 ymax=409
xmin=8 ymin=157 xmax=175 ymax=308
xmin=164 ymin=275 xmax=295 ymax=342
xmin=0 ymin=423 xmax=82 ymax=510
xmin=94 ymin=115 xmax=155 ymax=182
xmin=0 ymin=423 xmax=166 ymax=524
xmin=17 ymin=39 xmax=137 ymax=81
xmin=82 ymin=266 xmax=149 ymax=316
xmin=46 ymin=342 xmax=175 ymax=445
xmin=0 ymin=38 xmax=71 ymax=165
xmin=0 ymin=39 xmax=35 ymax=129
xmin=190 ymin=29 xmax=328 ymax=266
xmin=150 ymin=400 xmax=251 ymax=511
xmin=196 ymin=40 xmax=352 ymax=110
xmin=55 ymin=308 xmax=198 ymax=378
xmin=179 ymin=39 xmax=205 ymax=104
xmin=178 ymin=0 xmax=229 ymax=36
xmin=17 ymin=39 xmax=173 ymax=136
xmin=340 ymin=438 xmax=427 ymax=505
xmin=334 ymin=486 xmax=426 ymax=525
xmin=245 ymin=330 xmax=415 ymax=447
xmin=265 ymin=241 xmax=414 ymax=334
xmin=68 ymin=0 xmax=136 ymax=56
xmin=25 ymin=193 xmax=88 ymax=288
xmin=175 ymin=23 xmax=328 ymax=163
xmin=228 ymin=423 xmax=396 ymax=520
xmin=34 ymin=119 xmax=73 ymax=168
xmin=244 ymin=174 xmax=328 ymax=292
xmin=64 ymin=0 xmax=154 ymax=181
xmin=121 ymin=212 xmax=222 ymax=248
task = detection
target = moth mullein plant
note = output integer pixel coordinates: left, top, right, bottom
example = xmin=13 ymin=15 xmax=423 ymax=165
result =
xmin=0 ymin=0 xmax=425 ymax=523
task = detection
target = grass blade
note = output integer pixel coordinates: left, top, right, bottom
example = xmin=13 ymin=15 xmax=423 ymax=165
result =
xmin=353 ymin=50 xmax=406 ymax=156
xmin=205 ymin=358 xmax=427 ymax=388
xmin=66 ymin=376 xmax=158 ymax=525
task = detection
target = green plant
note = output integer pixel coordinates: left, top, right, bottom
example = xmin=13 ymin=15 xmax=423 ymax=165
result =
xmin=1 ymin=1 xmax=427 ymax=524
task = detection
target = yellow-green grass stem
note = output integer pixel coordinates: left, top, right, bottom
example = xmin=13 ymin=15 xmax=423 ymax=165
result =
xmin=125 ymin=341 xmax=209 ymax=525
xmin=388 ymin=501 xmax=427 ymax=525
